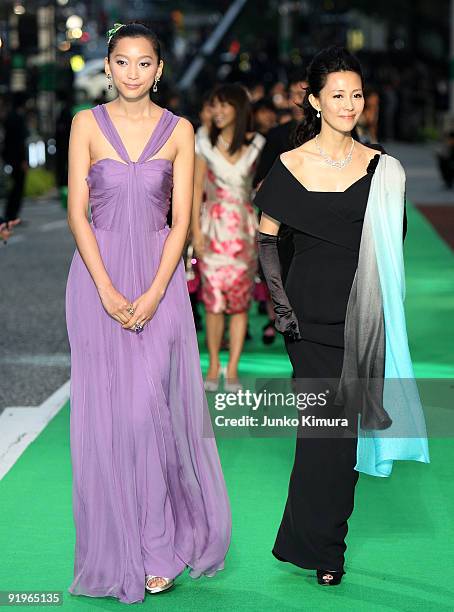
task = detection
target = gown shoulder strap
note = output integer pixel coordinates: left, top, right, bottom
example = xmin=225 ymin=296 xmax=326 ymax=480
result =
xmin=253 ymin=157 xmax=289 ymax=224
xmin=139 ymin=109 xmax=181 ymax=163
xmin=91 ymin=104 xmax=130 ymax=163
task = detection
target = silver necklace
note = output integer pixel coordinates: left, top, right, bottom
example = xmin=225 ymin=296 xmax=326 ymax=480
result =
xmin=218 ymin=134 xmax=231 ymax=150
xmin=315 ymin=134 xmax=355 ymax=169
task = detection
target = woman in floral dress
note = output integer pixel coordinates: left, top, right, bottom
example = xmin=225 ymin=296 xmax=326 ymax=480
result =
xmin=192 ymin=84 xmax=265 ymax=390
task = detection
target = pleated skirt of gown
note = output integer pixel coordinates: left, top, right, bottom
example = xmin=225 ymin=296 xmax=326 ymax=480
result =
xmin=66 ymin=225 xmax=231 ymax=603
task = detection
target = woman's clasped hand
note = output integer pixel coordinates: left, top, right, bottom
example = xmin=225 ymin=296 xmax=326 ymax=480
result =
xmin=97 ymin=283 xmax=162 ymax=331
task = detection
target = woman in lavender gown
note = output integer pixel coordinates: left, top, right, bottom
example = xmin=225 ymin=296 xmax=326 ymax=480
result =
xmin=65 ymin=22 xmax=231 ymax=604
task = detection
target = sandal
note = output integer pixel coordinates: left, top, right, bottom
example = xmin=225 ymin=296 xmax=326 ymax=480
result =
xmin=316 ymin=569 xmax=344 ymax=586
xmin=204 ymin=363 xmax=223 ymax=392
xmin=222 ymin=365 xmax=243 ymax=392
xmin=145 ymin=574 xmax=174 ymax=594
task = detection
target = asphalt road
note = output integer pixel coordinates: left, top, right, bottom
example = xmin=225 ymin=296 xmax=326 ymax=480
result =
xmin=0 ymin=194 xmax=74 ymax=412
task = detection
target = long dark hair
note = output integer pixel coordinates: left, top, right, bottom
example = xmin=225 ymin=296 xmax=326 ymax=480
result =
xmin=293 ymin=46 xmax=364 ymax=147
xmin=107 ymin=21 xmax=161 ymax=63
xmin=208 ymin=84 xmax=252 ymax=155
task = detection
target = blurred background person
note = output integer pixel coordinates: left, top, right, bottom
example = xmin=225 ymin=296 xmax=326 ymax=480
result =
xmin=255 ymin=78 xmax=307 ymax=183
xmin=196 ymin=92 xmax=214 ymax=139
xmin=55 ymin=92 xmax=74 ymax=202
xmin=436 ymin=129 xmax=454 ymax=188
xmin=167 ymin=88 xmax=183 ymax=115
xmin=356 ymin=87 xmax=380 ymax=144
xmin=248 ymin=81 xmax=265 ymax=103
xmin=183 ymin=93 xmax=215 ymax=332
xmin=252 ymin=97 xmax=278 ymax=135
xmin=2 ymin=93 xmax=29 ymax=224
xmin=191 ymin=83 xmax=265 ymax=391
xmin=0 ymin=217 xmax=21 ymax=244
xmin=253 ymin=78 xmax=307 ymax=344
xmin=381 ymin=77 xmax=400 ymax=142
xmin=269 ymin=81 xmax=288 ymax=110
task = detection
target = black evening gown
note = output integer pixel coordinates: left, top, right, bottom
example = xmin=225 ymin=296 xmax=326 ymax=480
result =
xmin=254 ymin=145 xmax=407 ymax=572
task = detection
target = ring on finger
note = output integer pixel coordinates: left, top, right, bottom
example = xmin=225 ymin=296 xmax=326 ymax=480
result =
xmin=126 ymin=303 xmax=135 ymax=315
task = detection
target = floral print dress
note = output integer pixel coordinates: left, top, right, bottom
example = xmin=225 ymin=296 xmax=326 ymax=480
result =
xmin=195 ymin=130 xmax=265 ymax=314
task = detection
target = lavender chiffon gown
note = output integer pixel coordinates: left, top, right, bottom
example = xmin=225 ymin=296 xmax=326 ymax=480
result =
xmin=65 ymin=104 xmax=231 ymax=604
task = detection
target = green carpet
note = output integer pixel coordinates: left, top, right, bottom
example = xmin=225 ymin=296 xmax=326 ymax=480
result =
xmin=0 ymin=203 xmax=453 ymax=611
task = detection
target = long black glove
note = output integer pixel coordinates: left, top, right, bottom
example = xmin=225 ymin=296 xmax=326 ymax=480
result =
xmin=256 ymin=231 xmax=302 ymax=342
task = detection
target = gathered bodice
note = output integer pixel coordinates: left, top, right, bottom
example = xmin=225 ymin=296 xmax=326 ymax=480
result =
xmin=85 ymin=104 xmax=180 ymax=233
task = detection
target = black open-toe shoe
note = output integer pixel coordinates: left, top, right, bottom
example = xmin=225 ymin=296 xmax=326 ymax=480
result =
xmin=262 ymin=320 xmax=276 ymax=345
xmin=316 ymin=569 xmax=344 ymax=586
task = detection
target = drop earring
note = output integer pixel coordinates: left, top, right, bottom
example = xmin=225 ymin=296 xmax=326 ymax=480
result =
xmin=153 ymin=76 xmax=160 ymax=93
xmin=107 ymin=74 xmax=112 ymax=90
xmin=316 ymin=109 xmax=321 ymax=118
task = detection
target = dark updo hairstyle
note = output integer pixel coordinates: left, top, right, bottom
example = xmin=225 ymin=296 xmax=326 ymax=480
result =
xmin=208 ymin=83 xmax=252 ymax=155
xmin=294 ymin=46 xmax=364 ymax=147
xmin=107 ymin=21 xmax=161 ymax=63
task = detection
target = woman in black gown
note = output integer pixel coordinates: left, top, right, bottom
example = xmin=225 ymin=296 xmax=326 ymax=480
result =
xmin=254 ymin=47 xmax=408 ymax=585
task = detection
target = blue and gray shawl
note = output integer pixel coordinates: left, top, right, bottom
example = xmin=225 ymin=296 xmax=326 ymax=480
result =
xmin=333 ymin=154 xmax=430 ymax=477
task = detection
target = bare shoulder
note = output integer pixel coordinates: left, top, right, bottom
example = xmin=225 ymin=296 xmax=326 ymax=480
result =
xmin=173 ymin=117 xmax=194 ymax=160
xmin=70 ymin=108 xmax=95 ymax=136
xmin=68 ymin=110 xmax=92 ymax=164
xmin=357 ymin=141 xmax=384 ymax=162
xmin=71 ymin=108 xmax=93 ymax=126
xmin=280 ymin=143 xmax=312 ymax=172
xmin=174 ymin=115 xmax=194 ymax=137
xmin=280 ymin=148 xmax=297 ymax=161
xmin=280 ymin=149 xmax=294 ymax=166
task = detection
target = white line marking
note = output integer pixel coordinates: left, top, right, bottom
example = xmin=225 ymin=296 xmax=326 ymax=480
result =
xmin=0 ymin=379 xmax=70 ymax=480
xmin=39 ymin=220 xmax=68 ymax=232
xmin=0 ymin=354 xmax=70 ymax=367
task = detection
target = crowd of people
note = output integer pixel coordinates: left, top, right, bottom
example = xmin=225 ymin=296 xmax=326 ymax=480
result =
xmin=0 ymin=69 xmax=385 ymax=384
xmin=184 ymin=74 xmax=382 ymax=389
